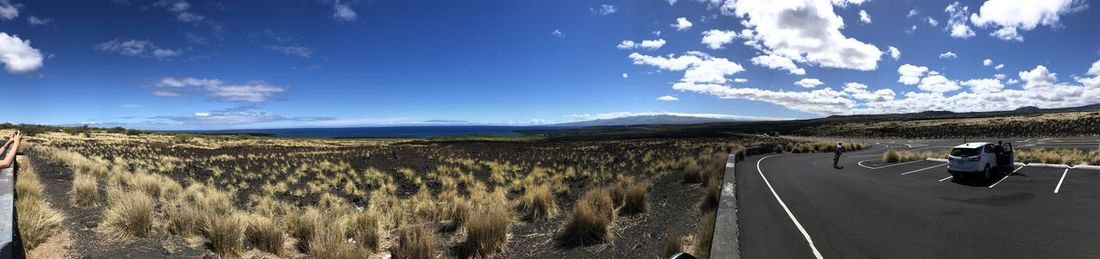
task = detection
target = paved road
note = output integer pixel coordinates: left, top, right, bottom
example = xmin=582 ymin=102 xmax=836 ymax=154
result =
xmin=738 ymin=138 xmax=1100 ymax=258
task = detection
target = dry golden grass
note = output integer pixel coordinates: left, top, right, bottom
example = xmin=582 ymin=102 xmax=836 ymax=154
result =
xmin=204 ymin=212 xmax=244 ymax=256
xmin=100 ymin=188 xmax=154 ymax=240
xmin=245 ymin=214 xmax=285 ymax=256
xmin=348 ymin=211 xmax=381 ymax=253
xmin=620 ymin=182 xmax=649 ymax=215
xmin=682 ymin=159 xmax=704 ymax=183
xmin=883 ymin=149 xmax=947 ymax=163
xmin=14 ymin=157 xmax=65 ymax=250
xmin=393 ymin=224 xmax=437 ymax=259
xmin=288 ymin=207 xmax=324 ymax=252
xmin=70 ymin=173 xmax=97 ymax=207
xmin=516 ymin=184 xmax=558 ymax=221
xmin=1016 ymin=148 xmax=1100 ymax=165
xmin=700 ymin=174 xmax=721 ymax=212
xmin=694 ymin=211 xmax=716 ymax=259
xmin=663 ymin=231 xmax=684 ymax=258
xmin=561 ymin=187 xmax=615 ymax=245
xmin=461 ymin=193 xmax=512 ymax=257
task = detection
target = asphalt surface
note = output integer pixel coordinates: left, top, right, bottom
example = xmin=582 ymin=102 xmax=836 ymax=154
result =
xmin=738 ymin=138 xmax=1100 ymax=258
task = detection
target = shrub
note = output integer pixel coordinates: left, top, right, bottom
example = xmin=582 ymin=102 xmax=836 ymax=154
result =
xmin=70 ymin=173 xmax=98 ymax=207
xmin=204 ymin=213 xmax=244 ymax=256
xmin=288 ymin=207 xmax=324 ymax=252
xmin=348 ymin=211 xmax=381 ymax=252
xmin=245 ymin=214 xmax=285 ymax=255
xmin=101 ymin=190 xmax=155 ymax=240
xmin=620 ymin=183 xmax=649 ymax=215
xmin=517 ymin=184 xmax=558 ymax=221
xmin=694 ymin=211 xmax=717 ymax=259
xmin=462 ymin=195 xmax=512 ymax=257
xmin=561 ymin=187 xmax=615 ymax=245
xmin=883 ymin=149 xmax=900 ymax=163
xmin=392 ymin=224 xmax=437 ymax=259
xmin=663 ymin=231 xmax=684 ymax=258
xmin=701 ymin=175 xmax=721 ymax=212
xmin=682 ymin=159 xmax=704 ymax=183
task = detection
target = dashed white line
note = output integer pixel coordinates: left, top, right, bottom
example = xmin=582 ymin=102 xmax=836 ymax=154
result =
xmin=938 ymin=176 xmax=953 ymax=182
xmin=988 ymin=165 xmax=1027 ymax=189
xmin=756 ymin=155 xmax=824 ymax=259
xmin=901 ymin=163 xmax=946 ymax=175
xmin=1054 ymin=168 xmax=1069 ymax=193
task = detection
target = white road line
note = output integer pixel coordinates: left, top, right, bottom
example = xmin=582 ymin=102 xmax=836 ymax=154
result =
xmin=901 ymin=163 xmax=946 ymax=175
xmin=988 ymin=165 xmax=1027 ymax=189
xmin=858 ymin=159 xmax=923 ymax=169
xmin=1054 ymin=168 xmax=1069 ymax=194
xmin=756 ymin=155 xmax=824 ymax=259
xmin=938 ymin=176 xmax=953 ymax=182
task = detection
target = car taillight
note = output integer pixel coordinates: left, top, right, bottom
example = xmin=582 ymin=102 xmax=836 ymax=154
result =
xmin=967 ymin=156 xmax=980 ymax=161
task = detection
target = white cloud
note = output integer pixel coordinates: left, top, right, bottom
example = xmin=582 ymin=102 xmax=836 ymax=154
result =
xmin=701 ymin=30 xmax=737 ymax=49
xmin=156 ymin=0 xmax=205 ymax=23
xmin=751 ymin=54 xmax=805 ymax=75
xmin=983 ymin=58 xmax=993 ymax=66
xmin=938 ymin=51 xmax=957 ymax=59
xmin=26 ymin=15 xmax=49 ymax=25
xmin=96 ymin=38 xmax=183 ymax=60
xmin=897 ymin=64 xmax=929 ymax=85
xmin=567 ymin=111 xmax=789 ymax=122
xmin=907 ymin=9 xmax=919 ymax=18
xmin=0 ymin=32 xmax=43 ymax=74
xmin=795 ymin=78 xmax=824 ymax=88
xmin=629 ymin=52 xmax=744 ymax=84
xmin=726 ymin=0 xmax=882 ymax=71
xmin=970 ymin=0 xmax=1085 ymax=41
xmin=927 ymin=17 xmax=939 ymax=26
xmin=551 ymin=29 xmax=564 ymax=38
xmin=961 ymin=78 xmax=1004 ymax=93
xmin=995 ymin=64 xmax=1005 ymax=70
xmin=672 ymin=82 xmax=857 ymax=115
xmin=887 ymin=46 xmax=901 ymax=60
xmin=622 ymin=72 xmax=629 ymax=79
xmin=156 ymin=108 xmax=332 ymax=125
xmin=616 ymin=39 xmax=666 ymax=50
xmin=333 ymin=1 xmax=357 ymax=21
xmin=153 ymin=77 xmax=287 ymax=102
xmin=734 ymin=78 xmax=748 ymax=83
xmin=830 ymin=0 xmax=867 ymax=7
xmin=0 ymin=0 xmax=18 ymax=20
xmin=858 ymin=9 xmax=871 ymax=24
xmin=1089 ymin=60 xmax=1100 ymax=76
xmin=843 ymin=82 xmax=896 ymax=102
xmin=672 ymin=17 xmax=693 ymax=31
xmin=918 ymin=73 xmax=961 ymax=92
xmin=594 ymin=4 xmax=617 ymax=15
xmin=945 ymin=2 xmax=975 ymax=38
xmin=267 ymin=45 xmax=314 ymax=58
xmin=656 ymin=95 xmax=679 ymax=101
xmin=1019 ymin=65 xmax=1057 ymax=89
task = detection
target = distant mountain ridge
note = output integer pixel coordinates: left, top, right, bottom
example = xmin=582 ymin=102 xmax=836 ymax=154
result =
xmin=553 ymin=114 xmax=744 ymax=127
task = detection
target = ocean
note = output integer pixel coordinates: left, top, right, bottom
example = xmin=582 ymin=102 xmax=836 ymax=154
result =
xmin=190 ymin=126 xmax=566 ymax=138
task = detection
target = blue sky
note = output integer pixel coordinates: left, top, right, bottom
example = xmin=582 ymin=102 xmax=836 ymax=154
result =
xmin=0 ymin=0 xmax=1098 ymax=130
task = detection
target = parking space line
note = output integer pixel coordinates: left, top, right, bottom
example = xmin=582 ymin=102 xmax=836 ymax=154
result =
xmin=756 ymin=155 xmax=824 ymax=259
xmin=858 ymin=159 xmax=923 ymax=169
xmin=1054 ymin=168 xmax=1069 ymax=193
xmin=988 ymin=165 xmax=1027 ymax=189
xmin=900 ymin=163 xmax=946 ymax=175
xmin=938 ymin=176 xmax=953 ymax=182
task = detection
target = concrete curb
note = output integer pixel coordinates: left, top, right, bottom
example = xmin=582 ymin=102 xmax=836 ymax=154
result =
xmin=710 ymin=151 xmax=741 ymax=259
xmin=1071 ymin=165 xmax=1100 ymax=170
xmin=926 ymin=158 xmax=948 ymax=163
xmin=1027 ymin=163 xmax=1071 ymax=169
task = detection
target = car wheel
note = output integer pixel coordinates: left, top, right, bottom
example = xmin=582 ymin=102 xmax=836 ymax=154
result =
xmin=951 ymin=172 xmax=960 ymax=180
xmin=983 ymin=165 xmax=992 ymax=179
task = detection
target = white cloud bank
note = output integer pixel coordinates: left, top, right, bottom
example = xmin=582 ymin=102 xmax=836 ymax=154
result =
xmin=96 ymin=38 xmax=182 ymax=60
xmin=0 ymin=32 xmax=43 ymax=74
xmin=726 ymin=0 xmax=882 ymax=71
xmin=656 ymin=95 xmax=679 ymax=101
xmin=153 ymin=77 xmax=288 ymax=102
xmin=616 ymin=39 xmax=666 ymax=50
xmin=970 ymin=0 xmax=1086 ymax=41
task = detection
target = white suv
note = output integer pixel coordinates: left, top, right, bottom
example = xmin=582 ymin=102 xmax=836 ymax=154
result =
xmin=947 ymin=142 xmax=1013 ymax=179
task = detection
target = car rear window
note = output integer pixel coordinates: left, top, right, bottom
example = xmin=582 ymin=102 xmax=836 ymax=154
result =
xmin=951 ymin=148 xmax=980 ymax=157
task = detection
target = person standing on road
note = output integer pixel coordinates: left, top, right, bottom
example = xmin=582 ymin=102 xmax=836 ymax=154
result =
xmin=834 ymin=142 xmax=844 ymax=169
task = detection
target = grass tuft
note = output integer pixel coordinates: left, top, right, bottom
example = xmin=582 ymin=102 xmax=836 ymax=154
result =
xmin=204 ymin=213 xmax=244 ymax=256
xmin=561 ymin=187 xmax=615 ymax=245
xmin=70 ymin=173 xmax=98 ymax=207
xmin=516 ymin=184 xmax=558 ymax=221
xmin=348 ymin=211 xmax=382 ymax=253
xmin=392 ymin=224 xmax=437 ymax=259
xmin=101 ymin=188 xmax=155 ymax=240
xmin=245 ymin=214 xmax=285 ymax=255
xmin=619 ymin=182 xmax=649 ymax=215
xmin=461 ymin=194 xmax=512 ymax=257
